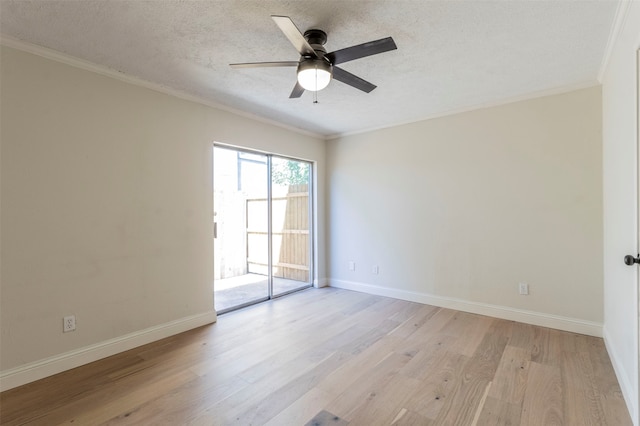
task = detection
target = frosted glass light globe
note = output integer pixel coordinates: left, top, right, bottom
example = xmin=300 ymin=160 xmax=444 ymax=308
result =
xmin=297 ymin=60 xmax=332 ymax=91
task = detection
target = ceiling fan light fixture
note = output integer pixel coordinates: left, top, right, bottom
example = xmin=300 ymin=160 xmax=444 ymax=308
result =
xmin=297 ymin=59 xmax=332 ymax=92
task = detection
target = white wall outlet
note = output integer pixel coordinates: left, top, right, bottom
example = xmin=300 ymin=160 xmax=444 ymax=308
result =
xmin=63 ymin=315 xmax=76 ymax=333
xmin=372 ymin=265 xmax=379 ymax=274
xmin=348 ymin=261 xmax=355 ymax=271
xmin=519 ymin=282 xmax=529 ymax=295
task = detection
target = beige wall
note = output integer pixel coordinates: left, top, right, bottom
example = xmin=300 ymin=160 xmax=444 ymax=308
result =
xmin=0 ymin=46 xmax=326 ymax=374
xmin=327 ymin=87 xmax=603 ymax=324
xmin=602 ymin=3 xmax=640 ymax=424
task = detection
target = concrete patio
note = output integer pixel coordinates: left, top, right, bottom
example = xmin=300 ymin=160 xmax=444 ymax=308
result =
xmin=214 ymin=273 xmax=311 ymax=312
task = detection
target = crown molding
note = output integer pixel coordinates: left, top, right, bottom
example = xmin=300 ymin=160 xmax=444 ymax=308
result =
xmin=0 ymin=36 xmax=324 ymax=140
xmin=597 ymin=0 xmax=633 ymax=83
xmin=326 ymin=80 xmax=600 ymax=140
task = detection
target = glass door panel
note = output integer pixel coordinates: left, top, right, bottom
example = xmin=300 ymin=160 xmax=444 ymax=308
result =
xmin=271 ymin=157 xmax=312 ymax=296
xmin=214 ymin=147 xmax=269 ymax=312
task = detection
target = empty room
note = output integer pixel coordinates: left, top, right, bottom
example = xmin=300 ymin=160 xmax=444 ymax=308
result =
xmin=1 ymin=1 xmax=639 ymax=425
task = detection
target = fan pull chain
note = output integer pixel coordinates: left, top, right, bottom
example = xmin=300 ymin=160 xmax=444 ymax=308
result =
xmin=313 ymin=65 xmax=319 ymax=104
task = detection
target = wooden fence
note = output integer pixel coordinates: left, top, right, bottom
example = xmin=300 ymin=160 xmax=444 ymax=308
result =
xmin=246 ymin=184 xmax=310 ymax=282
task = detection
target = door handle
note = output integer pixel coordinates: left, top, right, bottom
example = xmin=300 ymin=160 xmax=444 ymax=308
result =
xmin=624 ymin=254 xmax=640 ymax=265
xmin=214 ymin=222 xmax=218 ymax=239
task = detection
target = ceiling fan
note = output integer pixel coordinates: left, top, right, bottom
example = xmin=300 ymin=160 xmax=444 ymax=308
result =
xmin=230 ymin=15 xmax=397 ymax=98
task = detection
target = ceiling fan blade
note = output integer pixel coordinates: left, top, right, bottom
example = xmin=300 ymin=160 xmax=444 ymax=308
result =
xmin=289 ymin=82 xmax=305 ymax=98
xmin=271 ymin=15 xmax=318 ymax=58
xmin=326 ymin=37 xmax=397 ymax=65
xmin=332 ymin=67 xmax=377 ymax=93
xmin=230 ymin=61 xmax=298 ymax=69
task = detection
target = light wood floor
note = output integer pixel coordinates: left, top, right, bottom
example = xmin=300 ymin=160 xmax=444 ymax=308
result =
xmin=0 ymin=288 xmax=632 ymax=425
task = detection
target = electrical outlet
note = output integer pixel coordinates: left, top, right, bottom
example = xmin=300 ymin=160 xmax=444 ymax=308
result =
xmin=348 ymin=261 xmax=355 ymax=271
xmin=519 ymin=283 xmax=529 ymax=295
xmin=372 ymin=265 xmax=379 ymax=274
xmin=63 ymin=315 xmax=76 ymax=333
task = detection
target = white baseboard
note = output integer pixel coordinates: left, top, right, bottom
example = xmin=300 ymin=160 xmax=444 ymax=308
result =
xmin=329 ymin=279 xmax=603 ymax=337
xmin=603 ymin=327 xmax=638 ymax=426
xmin=314 ymin=277 xmax=329 ymax=288
xmin=0 ymin=310 xmax=217 ymax=392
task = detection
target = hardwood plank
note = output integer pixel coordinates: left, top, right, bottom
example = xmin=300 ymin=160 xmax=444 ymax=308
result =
xmin=390 ymin=408 xmax=434 ymax=425
xmin=472 ymin=319 xmax=513 ymax=381
xmin=410 ymin=307 xmax=458 ymax=343
xmin=346 ymin=372 xmax=423 ymax=426
xmin=532 ymin=328 xmax=567 ymax=367
xmin=264 ymin=388 xmax=335 ymax=426
xmin=521 ymin=361 xmax=563 ymax=425
xmin=471 ymin=381 xmax=492 ymax=426
xmin=325 ymin=352 xmax=415 ymax=420
xmin=189 ymin=342 xmax=348 ymax=424
xmin=402 ymin=350 xmax=470 ymax=420
xmin=101 ymin=375 xmax=247 ymax=425
xmin=387 ymin=304 xmax=440 ymax=339
xmin=347 ymin=374 xmax=420 ymax=426
xmin=509 ymin=321 xmax=550 ymax=364
xmin=475 ymin=396 xmax=521 ymax=426
xmin=44 ymin=369 xmax=197 ymax=425
xmin=317 ymin=334 xmax=403 ymax=396
xmin=561 ymin=350 xmax=607 ymax=425
xmin=430 ymin=372 xmax=490 ymax=425
xmin=388 ymin=301 xmax=428 ymax=324
xmin=342 ymin=319 xmax=402 ymax=355
xmin=303 ymin=409 xmax=349 ymax=426
xmin=488 ymin=345 xmax=530 ymax=404
xmin=430 ymin=320 xmax=511 ymax=425
xmin=439 ymin=311 xmax=495 ymax=356
xmin=228 ymin=351 xmax=351 ymax=425
xmin=398 ymin=333 xmax=459 ymax=382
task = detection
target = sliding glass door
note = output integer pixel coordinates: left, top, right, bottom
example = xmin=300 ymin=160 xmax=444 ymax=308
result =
xmin=213 ymin=148 xmax=269 ymax=312
xmin=271 ymin=157 xmax=312 ymax=296
xmin=213 ymin=146 xmax=312 ymax=313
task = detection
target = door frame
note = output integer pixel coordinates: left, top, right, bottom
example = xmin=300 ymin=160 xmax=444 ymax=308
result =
xmin=636 ymin=48 xmax=640 ymax=424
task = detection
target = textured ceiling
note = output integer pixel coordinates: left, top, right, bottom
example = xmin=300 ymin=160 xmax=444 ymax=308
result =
xmin=0 ymin=1 xmax=620 ymax=137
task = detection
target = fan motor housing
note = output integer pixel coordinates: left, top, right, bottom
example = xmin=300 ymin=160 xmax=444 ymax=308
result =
xmin=303 ymin=29 xmax=329 ymax=59
xmin=303 ymin=29 xmax=327 ymax=46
